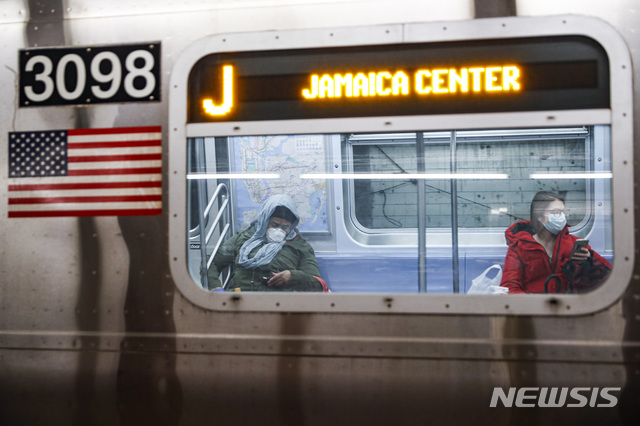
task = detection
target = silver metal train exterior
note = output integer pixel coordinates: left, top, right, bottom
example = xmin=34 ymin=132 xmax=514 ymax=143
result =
xmin=1 ymin=0 xmax=638 ymax=424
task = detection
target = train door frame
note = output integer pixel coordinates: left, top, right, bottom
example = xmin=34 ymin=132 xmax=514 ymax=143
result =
xmin=168 ymin=15 xmax=633 ymax=315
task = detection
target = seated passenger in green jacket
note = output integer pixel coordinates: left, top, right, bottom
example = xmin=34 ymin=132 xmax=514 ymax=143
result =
xmin=207 ymin=194 xmax=324 ymax=292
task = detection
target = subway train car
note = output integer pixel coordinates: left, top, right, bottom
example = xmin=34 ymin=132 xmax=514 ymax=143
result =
xmin=1 ymin=0 xmax=639 ymax=424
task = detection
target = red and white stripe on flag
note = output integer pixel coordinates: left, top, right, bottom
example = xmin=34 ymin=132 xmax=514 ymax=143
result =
xmin=8 ymin=126 xmax=162 ymax=218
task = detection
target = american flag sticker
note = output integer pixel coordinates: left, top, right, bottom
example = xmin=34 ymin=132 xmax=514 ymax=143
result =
xmin=8 ymin=126 xmax=162 ymax=218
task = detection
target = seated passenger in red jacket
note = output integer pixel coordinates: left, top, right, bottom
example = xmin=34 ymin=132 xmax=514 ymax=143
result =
xmin=500 ymin=191 xmax=611 ymax=294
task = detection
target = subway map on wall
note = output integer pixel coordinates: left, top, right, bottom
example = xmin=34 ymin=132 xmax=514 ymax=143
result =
xmin=232 ymin=135 xmax=329 ymax=233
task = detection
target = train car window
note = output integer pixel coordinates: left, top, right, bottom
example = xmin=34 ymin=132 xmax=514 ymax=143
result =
xmin=183 ymin=125 xmax=613 ymax=295
xmin=169 ymin=16 xmax=633 ymax=314
xmin=349 ymin=129 xmax=595 ymax=231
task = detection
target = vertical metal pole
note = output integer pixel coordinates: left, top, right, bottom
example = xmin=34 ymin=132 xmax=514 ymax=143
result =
xmin=416 ymin=132 xmax=427 ymax=293
xmin=195 ymin=138 xmax=210 ymax=290
xmin=450 ymin=131 xmax=460 ymax=293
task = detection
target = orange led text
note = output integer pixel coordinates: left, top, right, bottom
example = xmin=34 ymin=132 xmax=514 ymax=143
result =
xmin=301 ymin=66 xmax=520 ymax=99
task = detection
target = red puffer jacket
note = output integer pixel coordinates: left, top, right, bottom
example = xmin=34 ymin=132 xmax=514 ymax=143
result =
xmin=500 ymin=221 xmax=612 ymax=294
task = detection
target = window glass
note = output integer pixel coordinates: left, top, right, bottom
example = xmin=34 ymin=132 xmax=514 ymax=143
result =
xmin=351 ymin=130 xmax=591 ymax=230
xmin=186 ymin=126 xmax=612 ymax=295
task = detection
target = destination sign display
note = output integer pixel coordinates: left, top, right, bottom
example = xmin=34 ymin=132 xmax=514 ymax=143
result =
xmin=187 ymin=36 xmax=609 ymax=123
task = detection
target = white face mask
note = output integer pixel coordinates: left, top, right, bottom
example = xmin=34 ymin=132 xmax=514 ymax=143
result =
xmin=544 ymin=212 xmax=567 ymax=235
xmin=266 ymin=227 xmax=287 ymax=243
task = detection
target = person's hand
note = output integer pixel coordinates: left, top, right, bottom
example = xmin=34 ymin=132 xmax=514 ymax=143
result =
xmin=571 ymin=247 xmax=591 ymax=262
xmin=267 ymin=270 xmax=292 ymax=287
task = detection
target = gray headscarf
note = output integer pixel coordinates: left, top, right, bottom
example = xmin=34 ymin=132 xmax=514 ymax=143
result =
xmin=237 ymin=194 xmax=300 ymax=269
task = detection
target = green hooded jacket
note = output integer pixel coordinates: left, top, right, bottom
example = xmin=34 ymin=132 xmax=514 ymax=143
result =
xmin=207 ymin=226 xmax=323 ymax=292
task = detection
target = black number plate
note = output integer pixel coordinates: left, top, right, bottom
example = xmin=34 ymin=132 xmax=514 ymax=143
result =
xmin=19 ymin=42 xmax=161 ymax=107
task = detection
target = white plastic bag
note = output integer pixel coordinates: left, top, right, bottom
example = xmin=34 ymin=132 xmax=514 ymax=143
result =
xmin=467 ymin=264 xmax=507 ymax=294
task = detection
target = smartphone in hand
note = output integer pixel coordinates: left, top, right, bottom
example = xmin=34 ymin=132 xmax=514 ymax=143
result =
xmin=570 ymin=239 xmax=589 ymax=259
